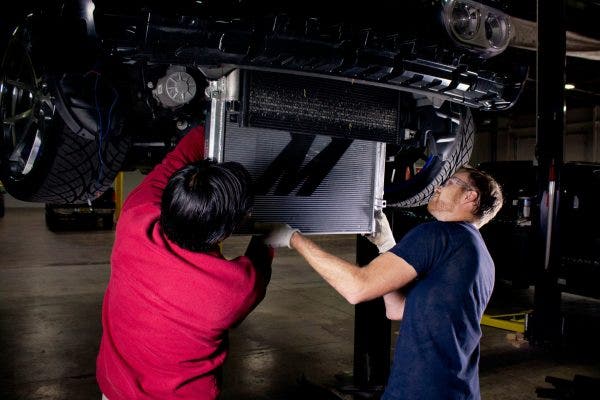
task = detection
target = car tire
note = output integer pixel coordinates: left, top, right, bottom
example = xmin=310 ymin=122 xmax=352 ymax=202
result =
xmin=384 ymin=104 xmax=475 ymax=207
xmin=0 ymin=21 xmax=130 ymax=204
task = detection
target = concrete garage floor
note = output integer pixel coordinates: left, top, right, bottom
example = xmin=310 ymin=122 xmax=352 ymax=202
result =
xmin=1 ymin=208 xmax=599 ymax=399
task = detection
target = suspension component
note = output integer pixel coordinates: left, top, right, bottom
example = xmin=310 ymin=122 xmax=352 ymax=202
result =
xmin=152 ymin=66 xmax=197 ymax=108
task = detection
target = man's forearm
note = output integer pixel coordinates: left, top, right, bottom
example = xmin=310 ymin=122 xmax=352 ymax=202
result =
xmin=290 ymin=233 xmax=370 ymax=304
xmin=289 ymin=231 xmax=418 ymax=305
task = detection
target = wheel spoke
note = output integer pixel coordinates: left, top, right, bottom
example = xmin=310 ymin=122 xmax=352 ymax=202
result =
xmin=9 ymin=115 xmax=39 ymax=169
xmin=4 ymin=79 xmax=36 ymax=93
xmin=8 ymin=139 xmax=26 ymax=171
xmin=3 ymin=107 xmax=34 ymax=124
xmin=10 ymin=86 xmax=19 ymax=124
xmin=22 ymin=130 xmax=42 ymax=175
xmin=14 ymin=46 xmax=34 ymax=89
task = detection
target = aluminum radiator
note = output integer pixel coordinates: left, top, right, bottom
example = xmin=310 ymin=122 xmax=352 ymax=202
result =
xmin=206 ymin=70 xmax=389 ymax=234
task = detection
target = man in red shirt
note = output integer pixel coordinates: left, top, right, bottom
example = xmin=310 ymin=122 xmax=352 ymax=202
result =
xmin=96 ymin=126 xmax=273 ymax=399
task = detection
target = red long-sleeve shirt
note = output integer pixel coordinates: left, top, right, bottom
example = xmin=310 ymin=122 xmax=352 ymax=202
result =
xmin=97 ymin=126 xmax=270 ymax=399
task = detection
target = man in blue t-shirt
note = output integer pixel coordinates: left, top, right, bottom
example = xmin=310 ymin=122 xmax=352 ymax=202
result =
xmin=264 ymin=166 xmax=503 ymax=399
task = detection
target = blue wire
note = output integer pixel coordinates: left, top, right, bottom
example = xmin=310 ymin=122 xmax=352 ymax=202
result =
xmin=106 ymin=88 xmax=119 ymax=143
xmin=90 ymin=71 xmax=120 ymax=198
xmin=100 ymin=87 xmax=119 ymax=183
xmin=422 ymin=154 xmax=434 ymax=170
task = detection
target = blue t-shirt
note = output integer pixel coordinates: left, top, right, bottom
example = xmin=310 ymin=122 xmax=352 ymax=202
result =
xmin=382 ymin=221 xmax=495 ymax=400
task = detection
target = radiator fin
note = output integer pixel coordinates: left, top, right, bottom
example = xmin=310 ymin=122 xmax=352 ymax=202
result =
xmin=223 ymin=125 xmax=378 ymax=234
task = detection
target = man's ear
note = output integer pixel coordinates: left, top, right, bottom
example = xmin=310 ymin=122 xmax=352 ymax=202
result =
xmin=464 ymin=190 xmax=479 ymax=204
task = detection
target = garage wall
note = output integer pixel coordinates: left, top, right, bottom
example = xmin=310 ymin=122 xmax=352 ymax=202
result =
xmin=470 ymin=105 xmax=600 ymax=166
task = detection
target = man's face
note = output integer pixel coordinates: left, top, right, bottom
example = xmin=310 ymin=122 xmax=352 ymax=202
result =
xmin=427 ymin=172 xmax=474 ymax=220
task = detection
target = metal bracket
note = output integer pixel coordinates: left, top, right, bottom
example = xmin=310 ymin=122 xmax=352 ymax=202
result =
xmin=373 ymin=142 xmax=387 ymax=211
xmin=374 ymin=198 xmax=387 ymax=210
xmin=205 ymin=70 xmax=241 ymax=162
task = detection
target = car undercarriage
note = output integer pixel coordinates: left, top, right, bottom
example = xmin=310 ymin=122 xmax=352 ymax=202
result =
xmin=1 ymin=0 xmax=528 ymax=231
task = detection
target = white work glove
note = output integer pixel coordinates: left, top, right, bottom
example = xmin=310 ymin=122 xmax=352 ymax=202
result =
xmin=258 ymin=223 xmax=300 ymax=249
xmin=365 ymin=211 xmax=396 ymax=253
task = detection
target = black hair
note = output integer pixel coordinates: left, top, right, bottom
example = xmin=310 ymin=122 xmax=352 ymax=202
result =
xmin=160 ymin=159 xmax=253 ymax=252
xmin=459 ymin=166 xmax=503 ymax=225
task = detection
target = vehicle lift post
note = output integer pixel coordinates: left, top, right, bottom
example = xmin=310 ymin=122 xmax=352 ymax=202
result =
xmin=349 ymin=207 xmax=413 ymax=397
xmin=114 ymin=172 xmax=124 ymax=222
xmin=527 ymin=0 xmax=566 ymax=345
xmin=352 ymin=232 xmax=391 ymax=395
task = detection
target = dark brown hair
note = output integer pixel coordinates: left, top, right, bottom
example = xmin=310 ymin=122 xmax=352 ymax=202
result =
xmin=459 ymin=166 xmax=503 ymax=225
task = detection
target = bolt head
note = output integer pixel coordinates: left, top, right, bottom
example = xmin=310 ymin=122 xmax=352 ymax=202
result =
xmin=176 ymin=120 xmax=189 ymax=130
